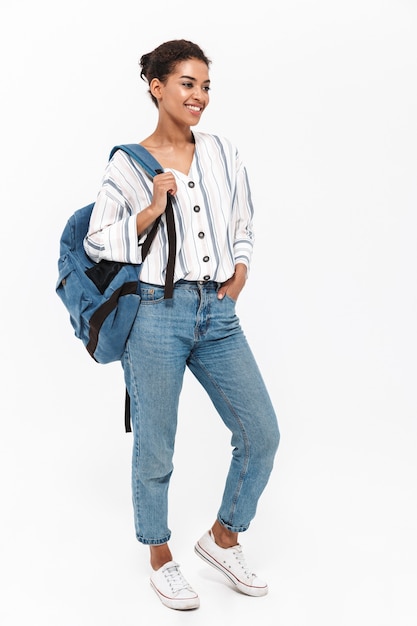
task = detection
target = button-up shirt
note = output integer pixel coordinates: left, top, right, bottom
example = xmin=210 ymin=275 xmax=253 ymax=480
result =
xmin=84 ymin=132 xmax=255 ymax=284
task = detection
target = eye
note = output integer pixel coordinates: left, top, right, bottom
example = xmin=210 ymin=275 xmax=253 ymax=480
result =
xmin=203 ymin=86 xmax=211 ymax=92
xmin=182 ymin=82 xmax=193 ymax=88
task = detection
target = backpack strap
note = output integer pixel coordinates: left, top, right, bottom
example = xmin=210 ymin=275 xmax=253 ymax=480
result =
xmin=109 ymin=144 xmax=176 ymax=298
xmin=110 ymin=144 xmax=177 ymax=433
xmin=109 ymin=143 xmax=162 ymax=178
xmin=125 ymin=389 xmax=132 ymax=433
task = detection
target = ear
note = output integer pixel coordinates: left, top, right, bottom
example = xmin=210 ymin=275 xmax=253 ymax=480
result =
xmin=150 ymin=78 xmax=163 ymax=102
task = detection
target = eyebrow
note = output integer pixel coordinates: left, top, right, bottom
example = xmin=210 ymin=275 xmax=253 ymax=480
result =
xmin=179 ymin=75 xmax=211 ymax=83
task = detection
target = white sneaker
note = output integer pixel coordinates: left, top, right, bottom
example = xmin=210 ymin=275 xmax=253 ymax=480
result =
xmin=195 ymin=530 xmax=268 ymax=597
xmin=150 ymin=561 xmax=200 ymax=610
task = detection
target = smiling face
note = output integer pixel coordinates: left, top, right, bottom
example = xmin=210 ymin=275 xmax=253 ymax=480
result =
xmin=150 ymin=58 xmax=210 ymax=127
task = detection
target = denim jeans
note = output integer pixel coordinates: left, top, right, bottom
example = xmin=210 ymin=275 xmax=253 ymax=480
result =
xmin=122 ymin=280 xmax=280 ymax=545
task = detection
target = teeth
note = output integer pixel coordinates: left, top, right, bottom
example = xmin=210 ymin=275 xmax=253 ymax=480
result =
xmin=186 ymin=105 xmax=201 ymax=111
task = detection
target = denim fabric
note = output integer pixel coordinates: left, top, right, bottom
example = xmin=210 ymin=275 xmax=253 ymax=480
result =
xmin=122 ymin=280 xmax=280 ymax=545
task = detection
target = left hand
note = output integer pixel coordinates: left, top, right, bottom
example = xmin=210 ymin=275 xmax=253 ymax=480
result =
xmin=217 ymin=263 xmax=247 ymax=301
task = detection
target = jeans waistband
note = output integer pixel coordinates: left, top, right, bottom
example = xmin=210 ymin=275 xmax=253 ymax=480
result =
xmin=141 ymin=279 xmax=221 ymax=291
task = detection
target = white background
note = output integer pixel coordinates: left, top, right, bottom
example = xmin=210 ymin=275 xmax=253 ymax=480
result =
xmin=1 ymin=1 xmax=416 ymax=624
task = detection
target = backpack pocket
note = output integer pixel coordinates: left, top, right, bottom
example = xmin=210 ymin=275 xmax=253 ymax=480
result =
xmin=56 ymin=253 xmax=93 ymax=341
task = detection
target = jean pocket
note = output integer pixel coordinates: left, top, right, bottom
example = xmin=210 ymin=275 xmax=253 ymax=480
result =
xmin=139 ymin=284 xmax=165 ymax=303
xmin=223 ymin=293 xmax=237 ymax=304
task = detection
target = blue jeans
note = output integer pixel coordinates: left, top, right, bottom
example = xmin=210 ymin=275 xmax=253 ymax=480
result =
xmin=122 ymin=280 xmax=280 ymax=545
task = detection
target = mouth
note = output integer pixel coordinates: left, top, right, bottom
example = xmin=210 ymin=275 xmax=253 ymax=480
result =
xmin=185 ymin=104 xmax=203 ymax=114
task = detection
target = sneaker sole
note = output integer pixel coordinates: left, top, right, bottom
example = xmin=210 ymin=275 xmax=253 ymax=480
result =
xmin=194 ymin=541 xmax=268 ymax=597
xmin=150 ymin=579 xmax=200 ymax=610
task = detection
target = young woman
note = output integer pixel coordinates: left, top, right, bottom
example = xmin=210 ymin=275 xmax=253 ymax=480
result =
xmin=84 ymin=39 xmax=280 ymax=611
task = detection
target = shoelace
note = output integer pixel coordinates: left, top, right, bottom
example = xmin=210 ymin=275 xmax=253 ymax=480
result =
xmin=232 ymin=546 xmax=255 ymax=580
xmin=164 ymin=564 xmax=192 ymax=593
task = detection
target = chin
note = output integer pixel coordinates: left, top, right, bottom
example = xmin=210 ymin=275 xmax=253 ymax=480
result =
xmin=189 ymin=117 xmax=202 ymax=126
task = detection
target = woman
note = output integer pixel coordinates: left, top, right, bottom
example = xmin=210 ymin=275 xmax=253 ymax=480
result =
xmin=84 ymin=39 xmax=280 ymax=611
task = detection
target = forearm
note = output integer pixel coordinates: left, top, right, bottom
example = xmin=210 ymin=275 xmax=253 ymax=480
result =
xmin=136 ymin=205 xmax=163 ymax=236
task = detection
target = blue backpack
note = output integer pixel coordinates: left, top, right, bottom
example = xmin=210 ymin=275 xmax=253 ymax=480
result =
xmin=56 ymin=143 xmax=176 ymax=368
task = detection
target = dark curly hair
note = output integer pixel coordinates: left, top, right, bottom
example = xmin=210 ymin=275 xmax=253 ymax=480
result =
xmin=139 ymin=39 xmax=211 ymax=107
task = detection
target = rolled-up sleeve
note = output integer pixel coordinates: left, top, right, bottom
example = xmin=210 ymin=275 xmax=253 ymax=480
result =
xmin=232 ymin=152 xmax=255 ymax=271
xmin=83 ymin=152 xmax=153 ymax=264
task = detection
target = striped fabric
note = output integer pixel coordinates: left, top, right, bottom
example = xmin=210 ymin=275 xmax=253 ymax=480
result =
xmin=84 ymin=132 xmax=255 ymax=284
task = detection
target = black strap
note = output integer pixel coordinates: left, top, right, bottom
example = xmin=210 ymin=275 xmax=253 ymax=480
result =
xmin=124 ymin=184 xmax=176 ymax=432
xmin=87 ymin=281 xmax=139 ymax=360
xmin=163 ymin=194 xmax=176 ymax=299
xmin=153 ymin=169 xmax=176 ymax=299
xmin=125 ymin=389 xmax=132 ymax=433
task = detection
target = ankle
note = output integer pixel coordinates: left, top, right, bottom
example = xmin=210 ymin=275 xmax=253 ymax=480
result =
xmin=150 ymin=543 xmax=173 ymax=571
xmin=211 ymin=521 xmax=238 ymax=549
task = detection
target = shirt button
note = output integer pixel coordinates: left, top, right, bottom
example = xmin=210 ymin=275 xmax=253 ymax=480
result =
xmin=203 ymin=256 xmax=209 ymax=262
xmin=188 ymin=181 xmax=195 ymax=188
xmin=203 ymin=275 xmax=211 ymax=281
xmin=193 ymin=205 xmax=200 ymax=212
xmin=198 ymin=232 xmax=205 ymax=239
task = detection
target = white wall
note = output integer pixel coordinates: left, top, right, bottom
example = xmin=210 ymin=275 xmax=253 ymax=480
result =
xmin=1 ymin=1 xmax=416 ymax=625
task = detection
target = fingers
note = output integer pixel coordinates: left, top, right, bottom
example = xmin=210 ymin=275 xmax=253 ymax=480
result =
xmin=150 ymin=172 xmax=177 ymax=216
xmin=153 ymin=172 xmax=177 ymax=196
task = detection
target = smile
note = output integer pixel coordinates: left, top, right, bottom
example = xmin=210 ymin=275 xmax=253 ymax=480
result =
xmin=185 ymin=105 xmax=202 ymax=112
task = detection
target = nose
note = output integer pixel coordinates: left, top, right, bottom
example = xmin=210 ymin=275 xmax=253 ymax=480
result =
xmin=192 ymin=85 xmax=205 ymax=100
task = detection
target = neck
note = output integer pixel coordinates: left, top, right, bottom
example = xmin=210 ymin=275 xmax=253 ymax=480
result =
xmin=149 ymin=122 xmax=194 ymax=148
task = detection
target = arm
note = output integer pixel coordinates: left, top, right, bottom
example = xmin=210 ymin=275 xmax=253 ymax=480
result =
xmin=83 ymin=151 xmax=176 ymax=264
xmin=218 ymin=152 xmax=254 ymax=300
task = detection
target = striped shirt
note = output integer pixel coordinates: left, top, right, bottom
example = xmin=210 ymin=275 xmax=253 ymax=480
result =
xmin=84 ymin=132 xmax=255 ymax=285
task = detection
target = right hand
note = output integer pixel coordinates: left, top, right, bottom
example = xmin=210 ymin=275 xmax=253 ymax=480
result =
xmin=150 ymin=172 xmax=177 ymax=216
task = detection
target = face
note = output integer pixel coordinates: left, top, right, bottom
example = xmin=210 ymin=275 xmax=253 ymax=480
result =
xmin=151 ymin=58 xmax=210 ymax=125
